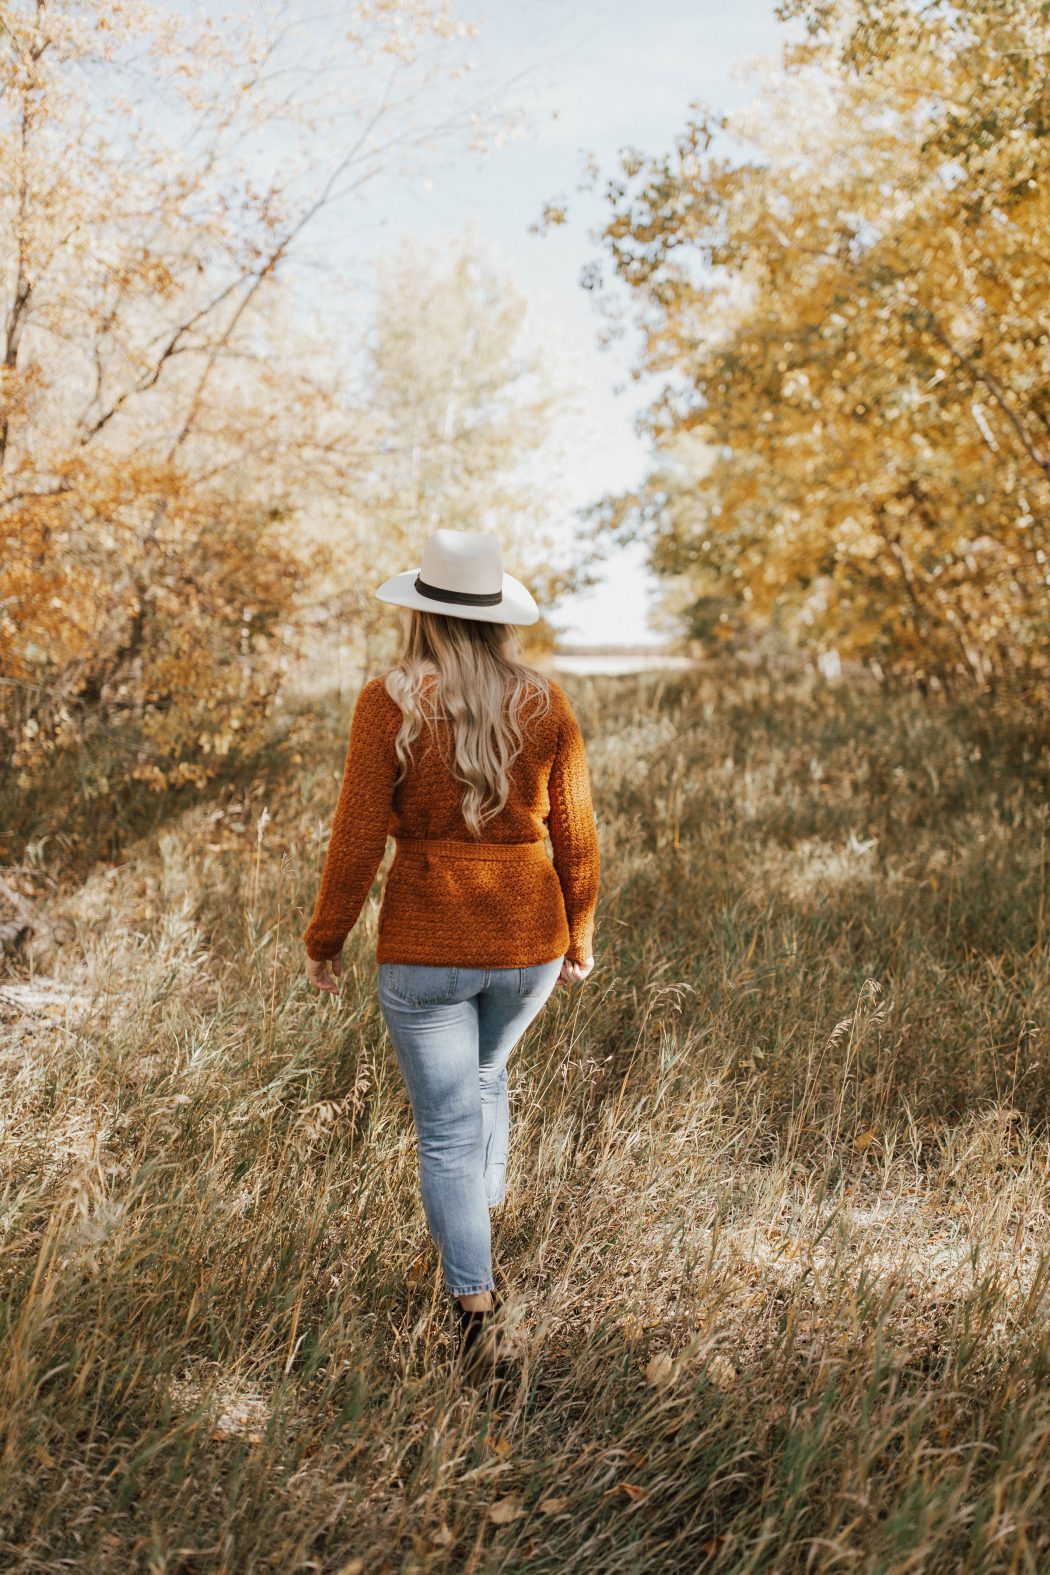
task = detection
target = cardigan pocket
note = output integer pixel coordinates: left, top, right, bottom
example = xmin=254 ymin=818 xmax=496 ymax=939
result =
xmin=380 ymin=962 xmax=458 ymax=1006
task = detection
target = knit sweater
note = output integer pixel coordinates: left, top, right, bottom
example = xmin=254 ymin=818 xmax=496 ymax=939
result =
xmin=302 ymin=673 xmax=601 ymax=968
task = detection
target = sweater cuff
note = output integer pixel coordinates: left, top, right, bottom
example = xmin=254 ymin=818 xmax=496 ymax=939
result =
xmin=564 ymin=920 xmax=595 ymax=966
xmin=304 ymin=933 xmax=343 ymax=963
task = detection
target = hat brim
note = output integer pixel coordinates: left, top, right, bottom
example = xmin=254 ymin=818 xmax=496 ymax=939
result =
xmin=374 ymin=569 xmax=540 ymax=626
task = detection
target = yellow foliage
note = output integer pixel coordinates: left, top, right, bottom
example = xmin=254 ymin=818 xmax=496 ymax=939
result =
xmin=593 ymin=0 xmax=1050 ymax=692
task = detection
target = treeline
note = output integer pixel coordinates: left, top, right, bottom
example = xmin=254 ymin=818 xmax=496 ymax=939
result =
xmin=580 ymin=0 xmax=1050 ymax=697
xmin=0 ymin=0 xmax=574 ymax=845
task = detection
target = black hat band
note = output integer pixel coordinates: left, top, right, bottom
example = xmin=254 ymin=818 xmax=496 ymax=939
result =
xmin=414 ymin=575 xmax=503 ymax=607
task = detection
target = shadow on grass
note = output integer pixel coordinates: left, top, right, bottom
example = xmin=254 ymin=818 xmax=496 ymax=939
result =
xmin=0 ymin=690 xmax=340 ymax=888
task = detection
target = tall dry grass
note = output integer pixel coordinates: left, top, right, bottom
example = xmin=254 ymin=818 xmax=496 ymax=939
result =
xmin=1 ymin=655 xmax=1049 ymax=1572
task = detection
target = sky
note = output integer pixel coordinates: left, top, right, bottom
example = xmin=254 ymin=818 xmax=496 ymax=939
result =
xmin=299 ymin=0 xmax=788 ymax=645
xmin=352 ymin=0 xmax=787 ymax=645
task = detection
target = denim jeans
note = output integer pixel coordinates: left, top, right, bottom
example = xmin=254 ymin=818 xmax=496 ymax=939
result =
xmin=377 ymin=956 xmax=564 ymax=1298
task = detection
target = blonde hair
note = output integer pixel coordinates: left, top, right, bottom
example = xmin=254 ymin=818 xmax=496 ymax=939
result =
xmin=383 ymin=609 xmax=553 ymax=837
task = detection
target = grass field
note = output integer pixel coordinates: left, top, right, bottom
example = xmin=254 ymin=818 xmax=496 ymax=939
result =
xmin=2 ymin=655 xmax=1049 ymax=1573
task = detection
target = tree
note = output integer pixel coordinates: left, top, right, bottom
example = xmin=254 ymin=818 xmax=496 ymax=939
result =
xmin=580 ymin=0 xmax=1050 ymax=693
xmin=312 ymin=228 xmax=583 ymax=671
xmin=0 ymin=0 xmax=499 ymax=800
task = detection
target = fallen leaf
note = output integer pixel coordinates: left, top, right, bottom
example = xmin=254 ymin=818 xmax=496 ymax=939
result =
xmin=431 ymin=1525 xmax=454 ymax=1547
xmin=488 ymin=1496 xmax=524 ymax=1525
xmin=644 ymin=1351 xmax=676 ymax=1386
xmin=706 ymin=1354 xmax=738 ymax=1389
xmin=538 ymin=1495 xmax=568 ymax=1516
xmin=854 ymin=1129 xmax=877 ymax=1151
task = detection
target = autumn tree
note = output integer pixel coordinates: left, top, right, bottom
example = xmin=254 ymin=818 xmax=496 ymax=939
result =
xmin=307 ymin=228 xmax=584 ymax=673
xmin=579 ymin=0 xmax=1050 ymax=693
xmin=0 ymin=0 xmax=495 ymax=811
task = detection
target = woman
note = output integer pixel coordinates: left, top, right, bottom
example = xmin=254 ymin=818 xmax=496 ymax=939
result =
xmin=302 ymin=528 xmax=600 ymax=1387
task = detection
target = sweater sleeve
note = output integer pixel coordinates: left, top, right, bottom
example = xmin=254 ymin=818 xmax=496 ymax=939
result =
xmin=302 ymin=678 xmax=400 ymax=963
xmin=547 ymin=687 xmax=601 ymax=965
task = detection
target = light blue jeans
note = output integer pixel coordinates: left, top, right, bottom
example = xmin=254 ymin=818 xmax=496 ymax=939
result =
xmin=377 ymin=956 xmax=564 ymax=1298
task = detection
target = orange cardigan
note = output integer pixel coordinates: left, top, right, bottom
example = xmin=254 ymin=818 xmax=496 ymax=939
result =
xmin=302 ymin=673 xmax=601 ymax=968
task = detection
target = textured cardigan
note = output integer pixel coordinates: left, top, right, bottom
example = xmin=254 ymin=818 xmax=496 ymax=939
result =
xmin=302 ymin=673 xmax=601 ymax=968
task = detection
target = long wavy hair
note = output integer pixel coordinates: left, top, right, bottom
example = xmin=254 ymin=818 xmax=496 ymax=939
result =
xmin=383 ymin=609 xmax=553 ymax=837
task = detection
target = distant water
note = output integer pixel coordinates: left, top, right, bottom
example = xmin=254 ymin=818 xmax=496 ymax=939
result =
xmin=547 ymin=651 xmax=696 ymax=677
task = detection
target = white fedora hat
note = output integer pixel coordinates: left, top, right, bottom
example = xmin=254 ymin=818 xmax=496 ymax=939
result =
xmin=374 ymin=528 xmax=539 ymax=626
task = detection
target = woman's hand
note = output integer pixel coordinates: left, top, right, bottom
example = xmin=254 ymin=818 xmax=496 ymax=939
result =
xmin=557 ymin=955 xmax=594 ymax=986
xmin=306 ymin=954 xmax=342 ymax=994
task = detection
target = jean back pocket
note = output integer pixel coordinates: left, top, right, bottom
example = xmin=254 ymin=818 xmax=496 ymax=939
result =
xmin=379 ymin=962 xmax=458 ymax=1006
xmin=517 ymin=957 xmax=564 ymax=997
